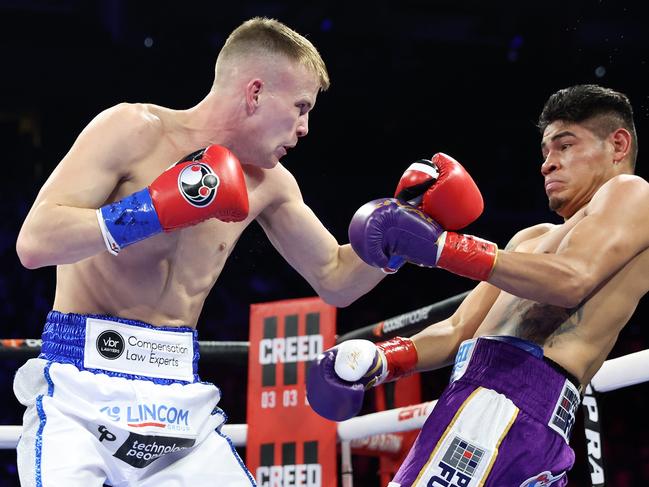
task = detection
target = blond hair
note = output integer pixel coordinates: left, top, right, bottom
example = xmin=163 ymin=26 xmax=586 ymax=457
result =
xmin=216 ymin=17 xmax=330 ymax=91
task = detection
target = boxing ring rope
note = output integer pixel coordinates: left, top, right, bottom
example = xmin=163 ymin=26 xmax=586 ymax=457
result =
xmin=336 ymin=291 xmax=470 ymax=343
xmin=0 ymin=291 xmax=472 ymax=365
xmin=1 ymin=293 xmax=647 ymax=485
xmin=1 ymin=348 xmax=647 ymax=445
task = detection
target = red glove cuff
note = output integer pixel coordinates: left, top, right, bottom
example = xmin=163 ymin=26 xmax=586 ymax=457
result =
xmin=437 ymin=231 xmax=498 ymax=281
xmin=376 ymin=337 xmax=418 ymax=382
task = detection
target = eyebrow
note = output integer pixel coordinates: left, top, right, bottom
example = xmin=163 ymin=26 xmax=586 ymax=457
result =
xmin=541 ymin=130 xmax=577 ymax=150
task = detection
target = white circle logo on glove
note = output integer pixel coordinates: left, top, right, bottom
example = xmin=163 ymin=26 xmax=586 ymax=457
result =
xmin=177 ymin=163 xmax=220 ymax=208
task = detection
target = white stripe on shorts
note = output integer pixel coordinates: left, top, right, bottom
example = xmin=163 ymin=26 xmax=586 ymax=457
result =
xmin=412 ymin=387 xmax=519 ymax=487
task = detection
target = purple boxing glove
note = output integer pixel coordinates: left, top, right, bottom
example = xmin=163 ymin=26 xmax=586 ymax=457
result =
xmin=307 ymin=338 xmax=418 ymax=421
xmin=306 ymin=340 xmax=385 ymax=422
xmin=348 ymin=198 xmax=444 ymax=271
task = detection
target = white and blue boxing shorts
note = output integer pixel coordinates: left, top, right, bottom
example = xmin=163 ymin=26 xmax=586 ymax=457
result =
xmin=13 ymin=311 xmax=256 ymax=487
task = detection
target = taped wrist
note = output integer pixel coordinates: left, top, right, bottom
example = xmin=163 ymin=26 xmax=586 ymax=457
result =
xmin=376 ymin=336 xmax=419 ymax=382
xmin=436 ymin=231 xmax=498 ymax=281
xmin=96 ymin=188 xmax=163 ymax=255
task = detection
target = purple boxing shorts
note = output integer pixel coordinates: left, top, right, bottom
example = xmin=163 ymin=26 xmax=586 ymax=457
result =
xmin=390 ymin=336 xmax=580 ymax=487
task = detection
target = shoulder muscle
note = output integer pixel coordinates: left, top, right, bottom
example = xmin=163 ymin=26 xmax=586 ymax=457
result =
xmin=75 ymin=103 xmax=162 ymax=170
xmin=588 ymin=175 xmax=649 ymax=215
xmin=32 ymin=104 xmax=163 ymax=210
xmin=505 ymin=223 xmax=555 ymax=251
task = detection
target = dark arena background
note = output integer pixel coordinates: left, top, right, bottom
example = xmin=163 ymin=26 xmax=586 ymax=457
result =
xmin=1 ymin=1 xmax=649 ymax=485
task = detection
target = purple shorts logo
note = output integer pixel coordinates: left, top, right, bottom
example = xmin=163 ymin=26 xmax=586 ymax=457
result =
xmin=427 ymin=436 xmax=484 ymax=486
xmin=520 ymin=470 xmax=566 ymax=486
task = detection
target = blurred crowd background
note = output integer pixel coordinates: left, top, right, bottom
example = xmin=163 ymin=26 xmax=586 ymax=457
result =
xmin=1 ymin=1 xmax=648 ymax=485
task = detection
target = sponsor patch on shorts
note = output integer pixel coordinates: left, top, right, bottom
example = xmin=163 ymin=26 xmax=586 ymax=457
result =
xmin=113 ymin=431 xmax=195 ymax=468
xmin=422 ymin=435 xmax=486 ymax=486
xmin=99 ymin=402 xmax=192 ymax=433
xmin=548 ymin=379 xmax=580 ymax=442
xmin=84 ymin=318 xmax=195 ymax=381
xmin=449 ymin=339 xmax=477 ymax=383
xmin=442 ymin=436 xmax=486 ymax=477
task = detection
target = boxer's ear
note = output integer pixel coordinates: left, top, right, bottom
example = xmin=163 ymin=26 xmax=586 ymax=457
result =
xmin=245 ymin=79 xmax=263 ymax=115
xmin=608 ymin=127 xmax=632 ymax=166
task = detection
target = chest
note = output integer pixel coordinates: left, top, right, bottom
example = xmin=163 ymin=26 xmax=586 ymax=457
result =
xmin=107 ymin=145 xmax=271 ymax=266
xmin=114 ymin=141 xmax=270 ymax=215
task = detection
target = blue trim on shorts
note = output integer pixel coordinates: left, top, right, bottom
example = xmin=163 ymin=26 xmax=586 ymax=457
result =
xmin=34 ymin=362 xmax=54 ymax=487
xmin=481 ymin=335 xmax=544 ymax=359
xmin=40 ymin=310 xmax=201 ymax=384
xmin=213 ymin=406 xmax=227 ymax=420
xmin=215 ymin=428 xmax=257 ymax=486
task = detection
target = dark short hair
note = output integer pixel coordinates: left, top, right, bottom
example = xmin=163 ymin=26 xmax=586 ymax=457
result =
xmin=538 ymin=84 xmax=637 ymax=169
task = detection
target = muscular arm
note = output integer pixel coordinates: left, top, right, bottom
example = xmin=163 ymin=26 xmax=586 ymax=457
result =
xmin=407 ymin=224 xmax=552 ymax=370
xmin=488 ymin=175 xmax=649 ymax=307
xmin=257 ymin=166 xmax=385 ymax=307
xmin=16 ymin=104 xmax=159 ymax=268
xmin=410 ymin=281 xmax=501 ymax=370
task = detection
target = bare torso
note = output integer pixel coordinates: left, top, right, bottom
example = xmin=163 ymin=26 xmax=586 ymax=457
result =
xmin=476 ymin=208 xmax=649 ymax=384
xmin=53 ymin=104 xmax=279 ymax=328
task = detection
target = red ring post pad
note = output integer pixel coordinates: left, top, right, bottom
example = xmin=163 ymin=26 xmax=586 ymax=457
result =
xmin=247 ymin=297 xmax=337 ymax=487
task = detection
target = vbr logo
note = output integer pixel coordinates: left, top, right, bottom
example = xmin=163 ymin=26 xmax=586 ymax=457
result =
xmin=178 ymin=163 xmax=219 ymax=207
xmin=97 ymin=330 xmax=125 ymax=359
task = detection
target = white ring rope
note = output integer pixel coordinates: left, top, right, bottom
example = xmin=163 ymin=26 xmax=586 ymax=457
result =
xmin=589 ymin=347 xmax=649 ymax=392
xmin=1 ymin=349 xmax=647 ymax=450
xmin=338 ymin=400 xmax=437 ymax=442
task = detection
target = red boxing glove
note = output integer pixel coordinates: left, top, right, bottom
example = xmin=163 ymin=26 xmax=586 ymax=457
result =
xmin=394 ymin=153 xmax=483 ymax=230
xmin=151 ymin=145 xmax=249 ymax=229
xmin=97 ymin=145 xmax=249 ymax=255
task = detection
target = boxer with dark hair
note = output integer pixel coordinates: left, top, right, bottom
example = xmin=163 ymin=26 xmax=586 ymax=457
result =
xmin=308 ymin=84 xmax=649 ymax=486
xmin=14 ymin=17 xmax=386 ymax=486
